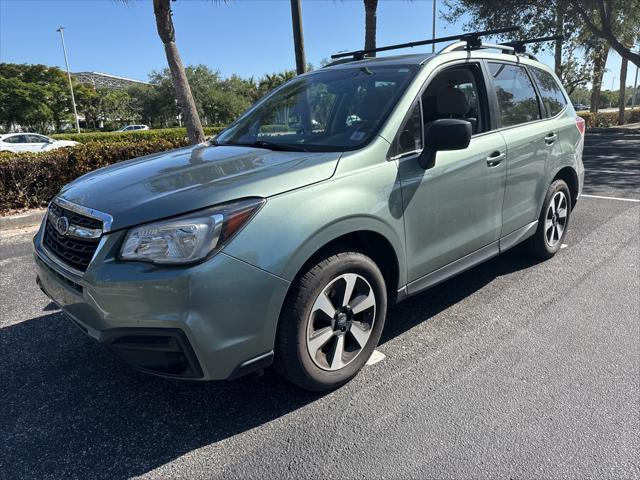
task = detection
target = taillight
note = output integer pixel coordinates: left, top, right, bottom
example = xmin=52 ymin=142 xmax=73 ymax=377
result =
xmin=576 ymin=116 xmax=585 ymax=136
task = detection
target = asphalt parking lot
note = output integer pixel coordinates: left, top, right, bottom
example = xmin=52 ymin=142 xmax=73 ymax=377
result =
xmin=1 ymin=129 xmax=638 ymax=479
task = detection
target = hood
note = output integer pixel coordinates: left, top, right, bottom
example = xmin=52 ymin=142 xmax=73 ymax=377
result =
xmin=59 ymin=144 xmax=340 ymax=230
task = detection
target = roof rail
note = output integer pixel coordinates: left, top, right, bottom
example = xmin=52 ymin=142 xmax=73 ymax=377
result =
xmin=501 ymin=34 xmax=564 ymax=54
xmin=330 ymin=26 xmax=520 ymax=61
xmin=439 ymin=41 xmax=515 ymax=54
xmin=439 ymin=41 xmax=538 ymax=60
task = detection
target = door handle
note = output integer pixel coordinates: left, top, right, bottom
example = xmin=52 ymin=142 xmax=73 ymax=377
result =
xmin=545 ymin=132 xmax=557 ymax=145
xmin=486 ymin=151 xmax=505 ymax=167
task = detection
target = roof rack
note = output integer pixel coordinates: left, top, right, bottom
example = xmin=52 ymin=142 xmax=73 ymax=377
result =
xmin=330 ymin=26 xmax=520 ymax=61
xmin=501 ymin=34 xmax=564 ymax=54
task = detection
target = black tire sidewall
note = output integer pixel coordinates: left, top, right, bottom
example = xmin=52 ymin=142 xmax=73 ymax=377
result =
xmin=536 ymin=179 xmax=571 ymax=257
xmin=276 ymin=251 xmax=387 ymax=391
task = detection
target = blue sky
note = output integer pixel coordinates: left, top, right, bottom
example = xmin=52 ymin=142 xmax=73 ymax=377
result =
xmin=0 ymin=0 xmax=633 ymax=90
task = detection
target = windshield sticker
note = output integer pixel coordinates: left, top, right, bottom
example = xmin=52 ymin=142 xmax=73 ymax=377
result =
xmin=350 ymin=131 xmax=366 ymax=141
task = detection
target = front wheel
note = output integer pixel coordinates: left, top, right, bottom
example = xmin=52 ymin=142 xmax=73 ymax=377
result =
xmin=274 ymin=251 xmax=387 ymax=391
xmin=526 ymin=179 xmax=571 ymax=259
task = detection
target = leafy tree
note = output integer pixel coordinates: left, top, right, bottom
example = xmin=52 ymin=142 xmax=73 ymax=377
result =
xmin=0 ymin=63 xmax=72 ymax=131
xmin=571 ymin=0 xmax=640 ymax=67
xmin=74 ymin=83 xmax=101 ymax=129
xmin=444 ymin=0 xmax=639 ymax=67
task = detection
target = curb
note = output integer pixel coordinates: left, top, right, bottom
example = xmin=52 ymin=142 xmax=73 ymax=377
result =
xmin=588 ymin=122 xmax=640 ymax=133
xmin=0 ymin=209 xmax=46 ymax=231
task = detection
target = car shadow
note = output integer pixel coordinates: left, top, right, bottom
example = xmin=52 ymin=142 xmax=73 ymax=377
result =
xmin=0 ymin=247 xmax=540 ymax=479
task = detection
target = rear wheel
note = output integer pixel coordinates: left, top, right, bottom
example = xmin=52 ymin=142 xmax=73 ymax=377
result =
xmin=274 ymin=251 xmax=387 ymax=391
xmin=527 ymin=179 xmax=571 ymax=259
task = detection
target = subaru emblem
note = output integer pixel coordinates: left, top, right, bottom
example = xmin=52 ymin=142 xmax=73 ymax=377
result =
xmin=55 ymin=216 xmax=70 ymax=236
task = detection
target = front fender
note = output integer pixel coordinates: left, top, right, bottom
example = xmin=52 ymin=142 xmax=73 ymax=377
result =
xmin=224 ymin=160 xmax=407 ymax=289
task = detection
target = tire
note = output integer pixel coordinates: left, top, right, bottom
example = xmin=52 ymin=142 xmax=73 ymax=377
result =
xmin=526 ymin=179 xmax=571 ymax=259
xmin=274 ymin=250 xmax=387 ymax=392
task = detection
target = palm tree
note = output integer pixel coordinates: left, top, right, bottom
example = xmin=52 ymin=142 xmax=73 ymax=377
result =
xmin=152 ymin=0 xmax=205 ymax=144
xmin=364 ymin=0 xmax=378 ymax=56
xmin=290 ymin=0 xmax=307 ymax=74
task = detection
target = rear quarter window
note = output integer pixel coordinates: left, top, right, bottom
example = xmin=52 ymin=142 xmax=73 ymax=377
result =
xmin=530 ymin=67 xmax=567 ymax=117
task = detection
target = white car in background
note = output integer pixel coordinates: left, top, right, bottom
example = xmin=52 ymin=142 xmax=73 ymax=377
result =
xmin=116 ymin=124 xmax=150 ymax=132
xmin=0 ymin=133 xmax=78 ymax=153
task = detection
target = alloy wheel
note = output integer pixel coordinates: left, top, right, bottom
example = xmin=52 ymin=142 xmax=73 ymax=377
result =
xmin=545 ymin=191 xmax=568 ymax=247
xmin=306 ymin=273 xmax=376 ymax=371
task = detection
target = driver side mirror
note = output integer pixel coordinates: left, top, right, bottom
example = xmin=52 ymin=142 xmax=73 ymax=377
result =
xmin=418 ymin=118 xmax=472 ymax=169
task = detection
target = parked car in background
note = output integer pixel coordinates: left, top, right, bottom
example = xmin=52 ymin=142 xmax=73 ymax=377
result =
xmin=0 ymin=133 xmax=78 ymax=153
xmin=574 ymin=103 xmax=588 ymax=111
xmin=116 ymin=124 xmax=150 ymax=132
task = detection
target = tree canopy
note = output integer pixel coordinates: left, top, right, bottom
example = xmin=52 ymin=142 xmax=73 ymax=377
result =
xmin=0 ymin=63 xmax=297 ymax=133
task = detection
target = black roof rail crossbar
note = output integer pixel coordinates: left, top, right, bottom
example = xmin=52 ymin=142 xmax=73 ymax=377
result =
xmin=330 ymin=26 xmax=520 ymax=60
xmin=501 ymin=35 xmax=564 ymax=54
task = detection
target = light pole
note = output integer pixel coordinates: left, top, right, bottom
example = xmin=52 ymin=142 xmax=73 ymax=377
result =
xmin=56 ymin=27 xmax=80 ymax=133
xmin=632 ymin=48 xmax=639 ymax=109
xmin=610 ymin=75 xmax=615 ymax=108
xmin=431 ymin=0 xmax=437 ymax=53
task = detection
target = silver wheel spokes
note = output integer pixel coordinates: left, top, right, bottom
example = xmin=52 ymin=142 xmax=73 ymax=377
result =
xmin=545 ymin=191 xmax=568 ymax=247
xmin=306 ymin=273 xmax=376 ymax=371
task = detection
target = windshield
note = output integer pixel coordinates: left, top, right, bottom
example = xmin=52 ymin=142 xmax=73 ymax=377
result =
xmin=216 ymin=65 xmax=419 ymax=152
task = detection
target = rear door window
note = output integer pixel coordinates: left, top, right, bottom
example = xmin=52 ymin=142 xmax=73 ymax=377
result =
xmin=529 ymin=67 xmax=567 ymax=117
xmin=488 ymin=62 xmax=541 ymax=128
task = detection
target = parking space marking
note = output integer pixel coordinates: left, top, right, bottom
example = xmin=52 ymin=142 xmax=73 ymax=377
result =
xmin=586 ymin=168 xmax=639 ymax=175
xmin=581 ymin=194 xmax=640 ymax=203
xmin=561 ymin=244 xmax=568 ymax=249
xmin=366 ymin=350 xmax=386 ymax=366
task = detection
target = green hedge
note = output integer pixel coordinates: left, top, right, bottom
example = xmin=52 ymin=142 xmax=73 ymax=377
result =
xmin=51 ymin=126 xmax=225 ymax=144
xmin=0 ymin=138 xmax=190 ymax=213
xmin=578 ymin=110 xmax=640 ymax=128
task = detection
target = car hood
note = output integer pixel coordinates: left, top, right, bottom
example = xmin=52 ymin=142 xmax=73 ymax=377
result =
xmin=58 ymin=143 xmax=341 ymax=230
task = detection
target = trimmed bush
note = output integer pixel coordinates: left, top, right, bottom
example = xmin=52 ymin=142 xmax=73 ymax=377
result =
xmin=0 ymin=138 xmax=190 ymax=213
xmin=51 ymin=126 xmax=225 ymax=144
xmin=578 ymin=110 xmax=640 ymax=128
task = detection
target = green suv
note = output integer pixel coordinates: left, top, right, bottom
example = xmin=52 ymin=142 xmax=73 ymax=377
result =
xmin=34 ymin=38 xmax=584 ymax=391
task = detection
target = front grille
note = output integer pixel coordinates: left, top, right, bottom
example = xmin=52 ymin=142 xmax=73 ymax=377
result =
xmin=43 ymin=203 xmax=102 ymax=273
xmin=48 ymin=202 xmax=102 ymax=230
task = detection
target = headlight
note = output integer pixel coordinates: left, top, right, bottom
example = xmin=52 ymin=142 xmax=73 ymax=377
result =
xmin=120 ymin=198 xmax=265 ymax=265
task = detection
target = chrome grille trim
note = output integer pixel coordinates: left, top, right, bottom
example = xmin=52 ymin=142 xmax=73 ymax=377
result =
xmin=39 ymin=198 xmax=112 ymax=276
xmin=47 ymin=209 xmax=102 ymax=239
xmin=53 ymin=197 xmax=114 ymax=233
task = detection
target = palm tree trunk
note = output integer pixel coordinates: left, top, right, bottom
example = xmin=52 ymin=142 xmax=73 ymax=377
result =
xmin=364 ymin=0 xmax=377 ymax=56
xmin=152 ymin=0 xmax=204 ymax=144
xmin=554 ymin=6 xmax=563 ymax=77
xmin=618 ymin=57 xmax=628 ymax=125
xmin=590 ymin=43 xmax=609 ymax=113
xmin=290 ymin=0 xmax=306 ymax=75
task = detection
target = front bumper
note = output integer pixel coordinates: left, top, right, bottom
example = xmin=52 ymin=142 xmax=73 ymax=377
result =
xmin=33 ymin=223 xmax=290 ymax=380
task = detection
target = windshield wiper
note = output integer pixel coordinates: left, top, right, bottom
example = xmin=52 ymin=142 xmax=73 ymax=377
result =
xmin=211 ymin=139 xmax=308 ymax=152
xmin=248 ymin=140 xmax=308 ymax=152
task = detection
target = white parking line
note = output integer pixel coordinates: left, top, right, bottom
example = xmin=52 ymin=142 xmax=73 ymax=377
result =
xmin=581 ymin=194 xmax=640 ymax=203
xmin=366 ymin=350 xmax=386 ymax=366
xmin=586 ymin=168 xmax=639 ymax=175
